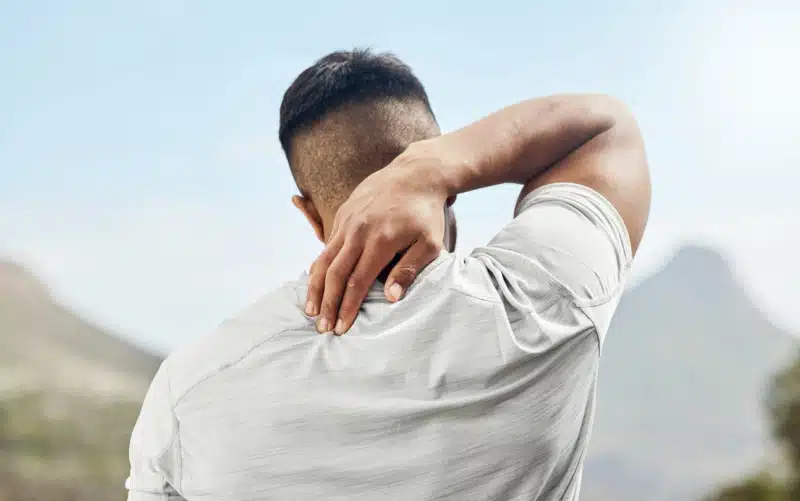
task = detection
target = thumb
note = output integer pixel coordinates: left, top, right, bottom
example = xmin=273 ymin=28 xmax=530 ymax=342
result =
xmin=385 ymin=237 xmax=443 ymax=302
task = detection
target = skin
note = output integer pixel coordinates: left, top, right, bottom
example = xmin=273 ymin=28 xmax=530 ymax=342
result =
xmin=298 ymin=93 xmax=651 ymax=335
xmin=293 ymin=196 xmax=457 ymax=280
xmin=289 ymin=98 xmax=443 ymax=240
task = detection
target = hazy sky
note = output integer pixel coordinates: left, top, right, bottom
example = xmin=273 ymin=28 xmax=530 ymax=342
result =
xmin=1 ymin=0 xmax=797 ymax=353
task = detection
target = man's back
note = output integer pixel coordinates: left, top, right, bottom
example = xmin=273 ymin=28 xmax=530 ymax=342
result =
xmin=127 ymin=184 xmax=631 ymax=500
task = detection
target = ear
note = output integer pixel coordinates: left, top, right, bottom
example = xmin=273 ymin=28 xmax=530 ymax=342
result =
xmin=292 ymin=195 xmax=325 ymax=243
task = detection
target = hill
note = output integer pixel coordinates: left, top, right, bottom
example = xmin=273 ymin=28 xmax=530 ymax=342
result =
xmin=583 ymin=245 xmax=797 ymax=501
xmin=0 ymin=245 xmax=796 ymax=501
xmin=0 ymin=261 xmax=161 ymax=398
xmin=0 ymin=260 xmax=162 ymax=501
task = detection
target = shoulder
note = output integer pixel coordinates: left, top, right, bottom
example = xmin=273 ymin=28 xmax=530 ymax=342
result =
xmin=471 ymin=183 xmax=631 ymax=304
xmin=163 ymin=278 xmax=310 ymax=404
xmin=467 ymin=183 xmax=633 ymax=347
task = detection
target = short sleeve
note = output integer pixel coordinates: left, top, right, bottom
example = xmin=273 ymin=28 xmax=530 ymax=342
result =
xmin=126 ymin=361 xmax=185 ymax=500
xmin=471 ymin=182 xmax=632 ymax=346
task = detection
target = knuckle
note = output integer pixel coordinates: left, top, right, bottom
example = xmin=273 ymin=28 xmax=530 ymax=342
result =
xmin=326 ymin=266 xmax=345 ymax=283
xmin=317 ymin=249 xmax=335 ymax=265
xmin=337 ymin=299 xmax=357 ymax=320
xmin=320 ymin=299 xmax=337 ymax=317
xmin=376 ymin=225 xmax=397 ymax=244
xmin=420 ymin=233 xmax=443 ymax=253
xmin=393 ymin=265 xmax=418 ymax=285
xmin=373 ymin=233 xmax=389 ymax=246
xmin=309 ymin=265 xmax=324 ymax=281
xmin=422 ymin=236 xmax=440 ymax=253
xmin=350 ymin=218 xmax=369 ymax=236
xmin=347 ymin=273 xmax=368 ymax=292
xmin=306 ymin=282 xmax=321 ymax=296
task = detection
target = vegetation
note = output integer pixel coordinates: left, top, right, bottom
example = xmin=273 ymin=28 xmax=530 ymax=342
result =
xmin=0 ymin=391 xmax=141 ymax=501
xmin=3 ymin=357 xmax=799 ymax=500
xmin=703 ymin=352 xmax=800 ymax=501
xmin=0 ymin=256 xmax=794 ymax=500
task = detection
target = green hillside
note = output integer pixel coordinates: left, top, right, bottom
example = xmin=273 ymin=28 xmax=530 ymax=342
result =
xmin=0 ymin=261 xmax=161 ymax=501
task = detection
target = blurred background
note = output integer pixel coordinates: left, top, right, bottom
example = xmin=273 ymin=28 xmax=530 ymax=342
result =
xmin=1 ymin=1 xmax=798 ymax=500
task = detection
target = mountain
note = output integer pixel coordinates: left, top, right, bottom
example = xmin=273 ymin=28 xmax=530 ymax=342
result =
xmin=0 ymin=260 xmax=161 ymax=399
xmin=583 ymin=244 xmax=798 ymax=501
xmin=0 ymin=245 xmax=795 ymax=501
xmin=0 ymin=260 xmax=162 ymax=501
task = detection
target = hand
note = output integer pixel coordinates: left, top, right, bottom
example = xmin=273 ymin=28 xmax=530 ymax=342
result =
xmin=305 ymin=140 xmax=454 ymax=335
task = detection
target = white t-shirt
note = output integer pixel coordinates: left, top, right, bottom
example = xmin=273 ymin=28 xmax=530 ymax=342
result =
xmin=127 ymin=183 xmax=632 ymax=501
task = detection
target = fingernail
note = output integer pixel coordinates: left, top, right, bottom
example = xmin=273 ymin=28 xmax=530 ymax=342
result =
xmin=305 ymin=301 xmax=315 ymax=316
xmin=318 ymin=318 xmax=331 ymax=333
xmin=388 ymin=282 xmax=404 ymax=302
xmin=334 ymin=318 xmax=345 ymax=335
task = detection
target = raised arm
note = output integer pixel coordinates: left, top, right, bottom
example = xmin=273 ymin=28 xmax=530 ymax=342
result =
xmin=307 ymin=94 xmax=650 ymax=335
xmin=418 ymin=93 xmax=649 ymax=252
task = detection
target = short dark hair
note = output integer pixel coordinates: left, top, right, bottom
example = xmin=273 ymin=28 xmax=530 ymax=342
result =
xmin=278 ymin=48 xmax=436 ymax=160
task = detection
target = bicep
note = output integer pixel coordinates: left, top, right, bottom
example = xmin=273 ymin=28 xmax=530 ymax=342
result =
xmin=517 ymin=103 xmax=651 ymax=255
xmin=474 ymin=184 xmax=632 ymax=346
xmin=472 ymin=187 xmax=630 ymax=351
xmin=477 ymin=183 xmax=631 ymax=310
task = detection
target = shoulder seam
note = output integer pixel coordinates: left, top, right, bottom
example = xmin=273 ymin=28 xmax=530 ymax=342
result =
xmin=474 ymin=240 xmax=626 ymax=310
xmin=574 ymin=302 xmax=604 ymax=350
xmin=446 ymin=284 xmax=502 ymax=304
xmin=172 ymin=325 xmax=299 ymax=407
xmin=572 ymin=269 xmax=628 ymax=308
xmin=471 ymin=251 xmax=575 ymax=310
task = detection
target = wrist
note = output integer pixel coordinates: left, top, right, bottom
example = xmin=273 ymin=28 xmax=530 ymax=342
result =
xmin=408 ymin=136 xmax=472 ymax=200
xmin=398 ymin=139 xmax=457 ymax=200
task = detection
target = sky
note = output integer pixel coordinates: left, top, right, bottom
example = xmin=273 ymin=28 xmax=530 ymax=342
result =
xmin=1 ymin=0 xmax=798 ymax=353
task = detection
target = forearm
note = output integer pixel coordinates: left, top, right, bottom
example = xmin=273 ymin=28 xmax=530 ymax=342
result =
xmin=425 ymin=94 xmax=622 ymax=196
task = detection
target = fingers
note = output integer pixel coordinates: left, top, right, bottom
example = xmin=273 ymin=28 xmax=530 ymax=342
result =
xmin=315 ymin=238 xmax=363 ymax=333
xmin=384 ymin=236 xmax=443 ymax=303
xmin=306 ymin=234 xmax=344 ymax=319
xmin=333 ymin=236 xmax=404 ymax=335
xmin=309 ymin=233 xmax=441 ymax=334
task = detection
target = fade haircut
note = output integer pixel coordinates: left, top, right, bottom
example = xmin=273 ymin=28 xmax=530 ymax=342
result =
xmin=279 ymin=49 xmax=439 ymax=209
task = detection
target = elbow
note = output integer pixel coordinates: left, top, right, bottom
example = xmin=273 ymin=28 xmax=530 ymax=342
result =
xmin=590 ymin=94 xmax=638 ymax=131
xmin=550 ymin=93 xmax=636 ymax=142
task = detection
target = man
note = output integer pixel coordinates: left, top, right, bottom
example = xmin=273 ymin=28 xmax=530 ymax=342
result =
xmin=127 ymin=49 xmax=650 ymax=500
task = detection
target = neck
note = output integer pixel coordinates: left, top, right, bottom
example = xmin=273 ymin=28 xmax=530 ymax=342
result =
xmin=320 ymin=211 xmax=338 ymax=242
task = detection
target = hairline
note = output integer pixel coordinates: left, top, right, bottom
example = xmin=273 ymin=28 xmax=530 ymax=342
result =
xmin=284 ymin=95 xmax=437 ymax=171
xmin=282 ymin=95 xmax=432 ymax=161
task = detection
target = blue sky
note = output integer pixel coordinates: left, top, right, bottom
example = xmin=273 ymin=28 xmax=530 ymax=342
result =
xmin=1 ymin=0 xmax=798 ymax=352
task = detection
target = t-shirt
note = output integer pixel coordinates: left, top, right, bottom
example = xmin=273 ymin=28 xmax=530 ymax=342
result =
xmin=126 ymin=182 xmax=632 ymax=501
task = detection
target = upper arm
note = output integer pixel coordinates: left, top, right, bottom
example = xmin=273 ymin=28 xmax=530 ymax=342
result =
xmin=517 ymin=97 xmax=650 ymax=255
xmin=473 ymin=183 xmax=631 ymax=346
xmin=127 ymin=361 xmax=185 ymax=500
